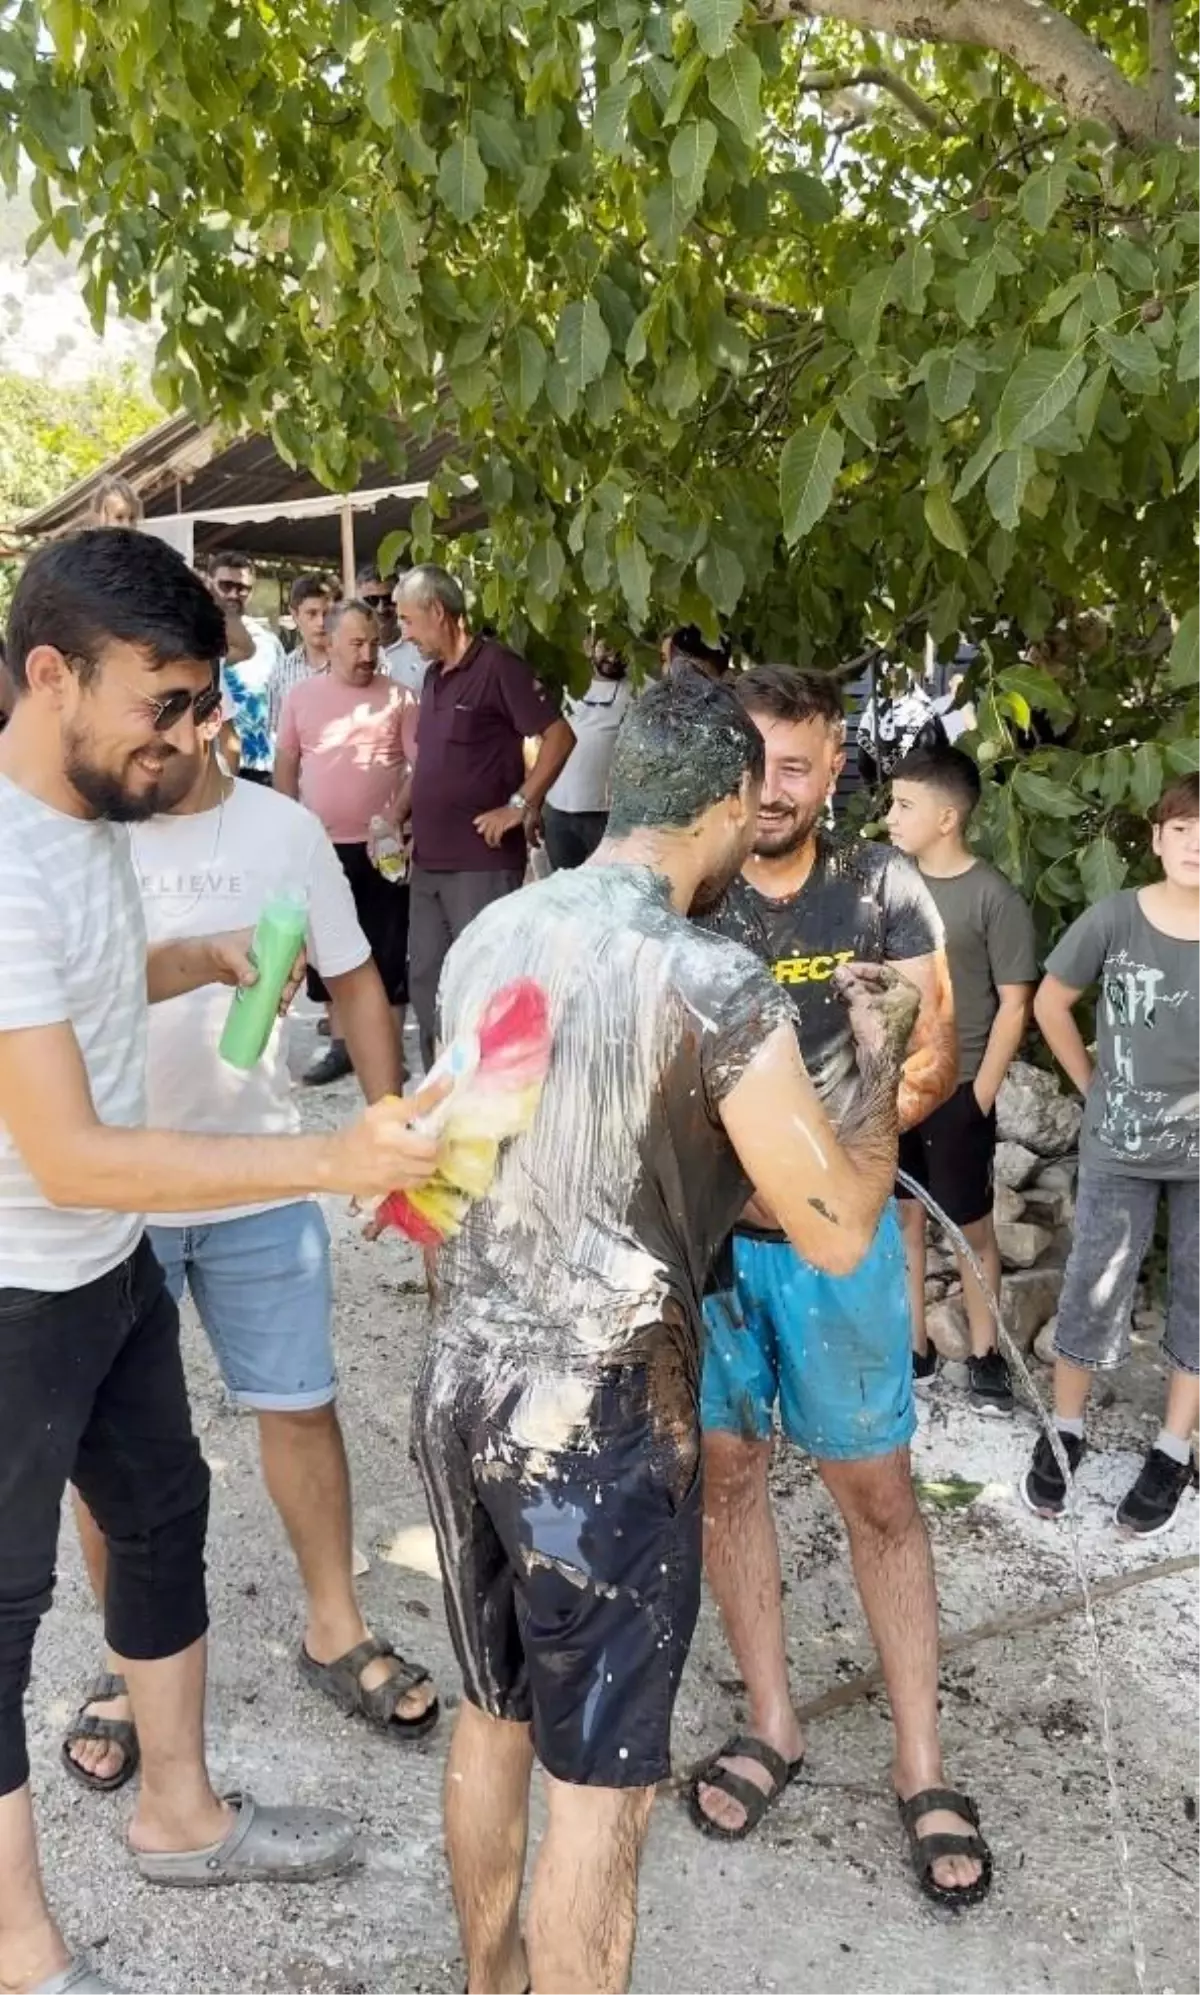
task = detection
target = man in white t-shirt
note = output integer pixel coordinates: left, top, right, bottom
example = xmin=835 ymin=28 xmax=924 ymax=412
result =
xmin=0 ymin=530 xmax=440 ymax=1994
xmin=542 ymin=636 xmax=632 ymax=869
xmin=67 ymin=708 xmax=438 ymax=1796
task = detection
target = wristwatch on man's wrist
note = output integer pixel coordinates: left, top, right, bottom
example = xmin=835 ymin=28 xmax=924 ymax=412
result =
xmin=508 ymin=790 xmax=529 ymax=812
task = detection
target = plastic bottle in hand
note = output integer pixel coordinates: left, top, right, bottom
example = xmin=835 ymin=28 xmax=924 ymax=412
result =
xmin=219 ymin=889 xmax=308 ymax=1070
xmin=368 ymin=814 xmax=408 ymax=883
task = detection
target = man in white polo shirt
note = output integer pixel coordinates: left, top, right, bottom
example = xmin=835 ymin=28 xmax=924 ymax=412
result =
xmin=66 ymin=699 xmax=437 ymax=1791
xmin=0 ymin=529 xmax=439 ymax=1994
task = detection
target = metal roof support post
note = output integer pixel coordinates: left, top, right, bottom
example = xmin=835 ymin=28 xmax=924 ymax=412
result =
xmin=340 ymin=499 xmax=356 ymax=598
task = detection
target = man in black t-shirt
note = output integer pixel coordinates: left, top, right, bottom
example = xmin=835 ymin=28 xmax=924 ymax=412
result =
xmin=691 ymin=665 xmax=993 ymax=1912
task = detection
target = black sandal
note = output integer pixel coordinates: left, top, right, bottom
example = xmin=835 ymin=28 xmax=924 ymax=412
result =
xmin=61 ymin=1671 xmax=140 ymax=1793
xmin=897 ymin=1786 xmax=993 ymax=1909
xmin=299 ymin=1635 xmax=440 ymax=1740
xmin=687 ymin=1733 xmax=805 ymax=1842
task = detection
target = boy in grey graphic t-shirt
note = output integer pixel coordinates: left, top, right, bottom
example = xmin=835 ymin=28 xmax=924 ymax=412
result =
xmin=1024 ymin=773 xmax=1199 ymax=1538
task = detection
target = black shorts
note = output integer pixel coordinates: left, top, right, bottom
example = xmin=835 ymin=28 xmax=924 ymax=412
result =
xmin=413 ymin=1348 xmax=702 ymax=1788
xmin=897 ymin=1079 xmax=996 ymax=1229
xmin=306 ymin=841 xmax=409 ymax=1007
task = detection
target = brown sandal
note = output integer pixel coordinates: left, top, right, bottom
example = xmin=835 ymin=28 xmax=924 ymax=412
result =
xmin=299 ymin=1635 xmax=439 ymax=1740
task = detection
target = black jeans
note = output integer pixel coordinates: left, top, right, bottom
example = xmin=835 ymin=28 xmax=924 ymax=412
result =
xmin=541 ymin=804 xmax=608 ymax=872
xmin=408 ymin=865 xmax=525 ymax=1071
xmin=0 ymin=1237 xmax=210 ymax=1795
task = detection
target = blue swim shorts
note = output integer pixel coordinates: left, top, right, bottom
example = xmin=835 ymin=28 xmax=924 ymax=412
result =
xmin=147 ymin=1200 xmax=335 ymax=1412
xmin=700 ymin=1203 xmax=916 ymax=1461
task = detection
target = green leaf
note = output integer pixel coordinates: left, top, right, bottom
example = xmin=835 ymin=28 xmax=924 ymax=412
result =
xmin=925 ymin=350 xmax=976 ymax=421
xmin=668 ymin=119 xmax=718 ymax=213
xmin=1177 ymin=288 xmax=1199 ymax=382
xmin=779 ymin=423 xmax=844 ymax=544
xmin=985 ymin=446 xmax=1038 ymax=529
xmin=1017 ymin=161 xmax=1071 ymax=234
xmin=778 ymin=170 xmax=835 ymax=225
xmin=436 ymin=136 xmax=487 ymax=224
xmin=954 ymin=427 xmax=1000 ymax=499
xmin=663 ymin=47 xmax=707 ymax=127
xmin=1079 ymin=837 xmax=1128 ymax=900
xmin=996 ymin=349 xmax=1086 ymax=447
xmin=1096 ymin=327 xmax=1162 ymax=392
xmin=500 ymin=325 xmax=547 ymax=417
xmin=43 ymin=0 xmax=81 ymax=61
xmin=643 ymin=179 xmax=690 ymax=256
xmin=593 ymin=74 xmax=637 ymax=155
xmin=923 ymin=480 xmax=970 ymax=557
xmin=696 ymin=540 xmax=745 ymax=615
xmin=1129 ymin=742 xmax=1163 ymax=812
xmin=1168 ymin=606 xmax=1198 ymax=690
xmin=1180 ymin=439 xmax=1199 ymax=490
xmin=1073 ymin=362 xmax=1109 ymax=446
xmin=615 ymin=525 xmax=652 ymax=626
xmin=1012 ymin=767 xmax=1088 ymax=818
xmin=847 ymin=266 xmax=892 ymax=355
xmin=706 ymin=43 xmax=762 ymax=139
xmin=1165 ymin=739 xmax=1200 ymax=774
xmin=997 ymin=663 xmax=1074 ymax=718
xmin=555 ymin=298 xmax=611 ymax=393
xmin=955 ymin=249 xmax=999 ymax=329
xmin=891 ymin=242 xmax=934 ymax=315
xmin=684 ymin=0 xmax=744 ymax=57
xmin=527 ymin=533 xmax=567 ymax=609
xmin=472 ymin=110 xmax=524 ymax=179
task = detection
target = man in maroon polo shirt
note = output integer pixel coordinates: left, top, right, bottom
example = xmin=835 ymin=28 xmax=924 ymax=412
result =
xmin=396 ymin=566 xmax=575 ymax=1067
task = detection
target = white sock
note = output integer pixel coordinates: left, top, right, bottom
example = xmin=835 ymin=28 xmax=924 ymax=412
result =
xmin=1154 ymin=1427 xmax=1191 ymax=1466
xmin=1056 ymin=1416 xmax=1084 ymax=1440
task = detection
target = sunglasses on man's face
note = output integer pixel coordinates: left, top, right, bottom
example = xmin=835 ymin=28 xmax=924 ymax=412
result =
xmin=361 ymin=593 xmax=392 ymax=610
xmin=213 ymin=576 xmax=253 ymax=599
xmin=140 ymin=682 xmax=224 ymax=732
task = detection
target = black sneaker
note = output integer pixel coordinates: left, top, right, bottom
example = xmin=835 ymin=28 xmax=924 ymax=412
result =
xmin=968 ymin=1349 xmax=1014 ymax=1418
xmin=1021 ymin=1429 xmax=1085 ymax=1518
xmin=302 ymin=1039 xmax=354 ymax=1087
xmin=1115 ymin=1447 xmax=1198 ymax=1537
xmin=912 ymin=1344 xmax=940 ymax=1393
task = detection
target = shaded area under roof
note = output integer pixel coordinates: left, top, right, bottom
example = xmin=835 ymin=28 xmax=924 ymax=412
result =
xmin=13 ymin=414 xmax=483 ymax=567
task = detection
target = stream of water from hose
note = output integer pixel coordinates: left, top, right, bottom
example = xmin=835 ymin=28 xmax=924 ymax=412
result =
xmin=896 ymin=1169 xmax=1148 ymax=1994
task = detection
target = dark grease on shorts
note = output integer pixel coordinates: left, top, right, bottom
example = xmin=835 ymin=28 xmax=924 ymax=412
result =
xmin=607 ymin=674 xmax=765 ymax=836
xmin=807 ymin=1196 xmax=841 ymax=1226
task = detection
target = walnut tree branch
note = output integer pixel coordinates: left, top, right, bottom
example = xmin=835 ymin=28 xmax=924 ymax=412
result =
xmin=757 ymin=0 xmax=1198 ymax=146
xmin=796 ymin=64 xmax=949 ymax=133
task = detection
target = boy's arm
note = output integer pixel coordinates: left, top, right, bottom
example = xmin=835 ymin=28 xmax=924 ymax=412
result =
xmin=1033 ymin=975 xmax=1094 ymax=1096
xmin=891 ymin=947 xmax=957 ymax=1130
xmin=972 ymin=984 xmax=1034 ymax=1112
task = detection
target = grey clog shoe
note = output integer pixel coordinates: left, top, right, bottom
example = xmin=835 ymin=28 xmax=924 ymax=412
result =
xmin=132 ymin=1789 xmax=359 ymax=1887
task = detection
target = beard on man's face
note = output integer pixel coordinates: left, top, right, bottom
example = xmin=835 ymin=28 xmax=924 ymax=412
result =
xmin=753 ymin=795 xmax=825 ymax=859
xmin=64 ymin=725 xmax=181 ymax=823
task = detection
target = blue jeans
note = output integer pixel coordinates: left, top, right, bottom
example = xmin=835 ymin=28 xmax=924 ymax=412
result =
xmin=701 ymin=1205 xmax=916 ymax=1461
xmin=148 ymin=1201 xmax=335 ymax=1412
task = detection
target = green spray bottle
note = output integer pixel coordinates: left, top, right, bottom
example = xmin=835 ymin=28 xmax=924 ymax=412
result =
xmin=218 ymin=889 xmax=309 ymax=1071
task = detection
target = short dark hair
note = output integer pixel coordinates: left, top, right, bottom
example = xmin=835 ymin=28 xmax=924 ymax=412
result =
xmin=1152 ymin=772 xmax=1199 ymax=824
xmin=737 ymin=662 xmax=845 ymax=740
xmin=891 ymin=742 xmax=982 ymax=820
xmin=355 ymin=564 xmax=382 ymax=587
xmin=289 ymin=572 xmax=331 ymax=613
xmin=668 ymin=625 xmax=731 ymax=676
xmin=5 ymin=528 xmax=226 ymax=690
xmin=209 ymin=549 xmax=255 ymax=575
xmin=607 ymin=674 xmax=765 ymax=836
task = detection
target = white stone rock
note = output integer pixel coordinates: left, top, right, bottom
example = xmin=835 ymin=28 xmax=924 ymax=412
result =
xmin=996 ymin=1060 xmax=1084 ymax=1158
xmin=1033 ymin=1314 xmax=1058 ymax=1364
xmin=1001 ymin=1270 xmax=1061 ymax=1351
xmin=994 ymin=1140 xmax=1042 ymax=1190
xmin=993 ymin=1181 xmax=1027 ymax=1227
xmin=926 ymin=1295 xmax=970 ymax=1362
xmin=995 ymin=1219 xmax=1055 ymax=1270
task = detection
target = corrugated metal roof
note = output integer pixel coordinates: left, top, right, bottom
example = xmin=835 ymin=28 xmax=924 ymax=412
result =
xmin=12 ymin=414 xmax=481 ymax=566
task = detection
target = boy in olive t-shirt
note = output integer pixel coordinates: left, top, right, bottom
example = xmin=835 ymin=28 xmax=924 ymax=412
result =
xmin=1025 ymin=773 xmax=1199 ymax=1538
xmin=888 ymin=745 xmax=1039 ymax=1415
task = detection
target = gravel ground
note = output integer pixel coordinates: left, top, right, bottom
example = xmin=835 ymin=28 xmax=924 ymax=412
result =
xmin=28 ymin=1014 xmax=1200 ymax=1995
